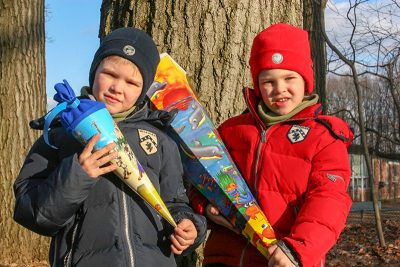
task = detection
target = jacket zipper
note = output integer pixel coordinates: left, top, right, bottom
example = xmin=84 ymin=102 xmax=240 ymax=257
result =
xmin=52 ymin=235 xmax=58 ymax=267
xmin=63 ymin=207 xmax=83 ymax=267
xmin=121 ymin=183 xmax=135 ymax=267
xmin=253 ymin=129 xmax=266 ymax=198
xmin=239 ymin=241 xmax=250 ymax=267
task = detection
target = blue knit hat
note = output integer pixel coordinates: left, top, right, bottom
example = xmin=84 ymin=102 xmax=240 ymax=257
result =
xmin=89 ymin=27 xmax=160 ymax=104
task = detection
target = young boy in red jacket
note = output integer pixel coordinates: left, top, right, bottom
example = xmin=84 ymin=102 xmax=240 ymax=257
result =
xmin=191 ymin=23 xmax=354 ymax=267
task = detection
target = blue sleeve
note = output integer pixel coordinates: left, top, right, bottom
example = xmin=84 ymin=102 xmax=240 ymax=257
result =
xmin=13 ymin=134 xmax=97 ymax=236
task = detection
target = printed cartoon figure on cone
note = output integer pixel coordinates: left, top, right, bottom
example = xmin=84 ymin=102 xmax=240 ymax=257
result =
xmin=147 ymin=54 xmax=277 ymax=258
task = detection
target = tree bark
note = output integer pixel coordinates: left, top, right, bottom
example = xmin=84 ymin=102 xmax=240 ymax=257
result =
xmin=0 ymin=0 xmax=49 ymax=264
xmin=99 ymin=0 xmax=304 ymax=125
xmin=303 ymin=0 xmax=327 ymax=111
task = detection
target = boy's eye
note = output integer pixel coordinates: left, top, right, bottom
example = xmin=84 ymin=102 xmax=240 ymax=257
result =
xmin=127 ymin=80 xmax=142 ymax=87
xmin=102 ymin=70 xmax=117 ymax=78
xmin=285 ymin=76 xmax=297 ymax=81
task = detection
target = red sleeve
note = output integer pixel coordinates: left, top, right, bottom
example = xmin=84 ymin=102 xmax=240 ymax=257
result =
xmin=187 ymin=184 xmax=208 ymax=215
xmin=282 ymin=138 xmax=352 ymax=267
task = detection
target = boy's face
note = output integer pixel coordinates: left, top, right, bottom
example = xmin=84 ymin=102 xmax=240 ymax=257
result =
xmin=258 ymin=69 xmax=305 ymax=116
xmin=92 ymin=56 xmax=143 ymax=115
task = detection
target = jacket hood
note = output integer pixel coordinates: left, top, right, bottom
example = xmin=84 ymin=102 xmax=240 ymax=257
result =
xmin=122 ymin=100 xmax=177 ymax=129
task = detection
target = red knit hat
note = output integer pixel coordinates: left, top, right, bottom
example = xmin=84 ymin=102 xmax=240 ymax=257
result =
xmin=249 ymin=23 xmax=314 ymax=96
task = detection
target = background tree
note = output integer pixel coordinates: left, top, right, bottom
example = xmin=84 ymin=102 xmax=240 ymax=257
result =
xmin=325 ymin=0 xmax=400 ymax=156
xmin=0 ymin=0 xmax=49 ymax=265
xmin=323 ymin=0 xmax=400 ymax=246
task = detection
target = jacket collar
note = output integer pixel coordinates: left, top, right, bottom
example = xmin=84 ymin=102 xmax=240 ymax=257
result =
xmin=120 ymin=100 xmax=177 ymax=129
xmin=243 ymin=87 xmax=322 ymax=129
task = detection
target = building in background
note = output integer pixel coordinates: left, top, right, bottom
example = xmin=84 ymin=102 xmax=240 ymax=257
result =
xmin=348 ymin=145 xmax=400 ymax=202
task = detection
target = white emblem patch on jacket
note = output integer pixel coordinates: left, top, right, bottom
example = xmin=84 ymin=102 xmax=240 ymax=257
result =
xmin=287 ymin=125 xmax=310 ymax=143
xmin=138 ymin=129 xmax=158 ymax=155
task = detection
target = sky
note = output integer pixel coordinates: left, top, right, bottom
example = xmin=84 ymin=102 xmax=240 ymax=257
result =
xmin=45 ymin=0 xmax=101 ymax=108
xmin=45 ymin=0 xmax=393 ymax=108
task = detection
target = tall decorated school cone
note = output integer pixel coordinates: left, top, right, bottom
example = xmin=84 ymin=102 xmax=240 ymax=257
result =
xmin=43 ymin=80 xmax=176 ymax=228
xmin=147 ymin=53 xmax=276 ymax=258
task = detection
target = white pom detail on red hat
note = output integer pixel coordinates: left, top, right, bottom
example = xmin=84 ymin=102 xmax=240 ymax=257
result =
xmin=272 ymin=53 xmax=283 ymax=64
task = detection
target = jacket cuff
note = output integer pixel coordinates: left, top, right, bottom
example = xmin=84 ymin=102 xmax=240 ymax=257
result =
xmin=173 ymin=211 xmax=207 ymax=256
xmin=277 ymin=240 xmax=301 ymax=267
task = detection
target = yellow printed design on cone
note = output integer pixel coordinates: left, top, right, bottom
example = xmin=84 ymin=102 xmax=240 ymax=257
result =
xmin=111 ymin=122 xmax=177 ymax=228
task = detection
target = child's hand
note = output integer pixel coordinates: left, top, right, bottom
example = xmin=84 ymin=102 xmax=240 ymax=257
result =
xmin=205 ymin=203 xmax=240 ymax=234
xmin=267 ymin=244 xmax=296 ymax=267
xmin=170 ymin=219 xmax=197 ymax=255
xmin=79 ymin=134 xmax=118 ymax=178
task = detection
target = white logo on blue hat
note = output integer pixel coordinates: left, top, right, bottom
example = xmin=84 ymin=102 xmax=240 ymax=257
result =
xmin=123 ymin=45 xmax=135 ymax=56
xmin=272 ymin=53 xmax=283 ymax=64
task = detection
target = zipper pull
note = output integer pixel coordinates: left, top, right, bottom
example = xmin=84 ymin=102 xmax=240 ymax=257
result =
xmin=261 ymin=129 xmax=266 ymax=143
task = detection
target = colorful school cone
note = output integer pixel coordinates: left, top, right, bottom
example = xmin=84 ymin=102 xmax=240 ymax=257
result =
xmin=147 ymin=54 xmax=276 ymax=258
xmin=44 ymin=80 xmax=176 ymax=228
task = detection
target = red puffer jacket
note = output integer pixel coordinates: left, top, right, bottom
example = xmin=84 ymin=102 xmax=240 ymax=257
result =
xmin=191 ymin=88 xmax=353 ymax=267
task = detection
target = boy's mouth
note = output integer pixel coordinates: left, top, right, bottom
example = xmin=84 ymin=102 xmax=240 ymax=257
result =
xmin=105 ymin=94 xmax=121 ymax=103
xmin=273 ymin=97 xmax=289 ymax=103
xmin=273 ymin=97 xmax=290 ymax=108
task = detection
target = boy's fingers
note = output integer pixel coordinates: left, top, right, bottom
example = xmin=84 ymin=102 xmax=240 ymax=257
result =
xmin=87 ymin=134 xmax=100 ymax=150
xmin=170 ymin=244 xmax=183 ymax=255
xmin=80 ymin=134 xmax=100 ymax=160
xmin=173 ymin=234 xmax=187 ymax=245
xmin=97 ymin=163 xmax=118 ymax=176
xmin=210 ymin=206 xmax=219 ymax=215
xmin=176 ymin=220 xmax=197 ymax=240
xmin=91 ymin=142 xmax=116 ymax=161
xmin=206 ymin=203 xmax=220 ymax=216
xmin=95 ymin=151 xmax=118 ymax=167
xmin=174 ymin=227 xmax=190 ymax=241
xmin=170 ymin=235 xmax=184 ymax=250
xmin=177 ymin=219 xmax=192 ymax=229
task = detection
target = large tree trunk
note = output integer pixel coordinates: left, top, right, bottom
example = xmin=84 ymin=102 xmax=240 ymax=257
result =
xmin=0 ymin=0 xmax=49 ymax=265
xmin=99 ymin=1 xmax=305 ymax=266
xmin=303 ymin=0 xmax=327 ymax=110
xmin=99 ymin=0 xmax=304 ymax=125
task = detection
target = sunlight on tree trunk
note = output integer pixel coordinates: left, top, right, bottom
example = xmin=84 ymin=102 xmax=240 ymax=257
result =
xmin=98 ymin=0 xmax=304 ymax=125
xmin=0 ymin=0 xmax=49 ymax=265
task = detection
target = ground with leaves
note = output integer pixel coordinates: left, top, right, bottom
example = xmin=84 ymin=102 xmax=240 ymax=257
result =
xmin=1 ymin=201 xmax=399 ymax=267
xmin=326 ymin=200 xmax=400 ymax=267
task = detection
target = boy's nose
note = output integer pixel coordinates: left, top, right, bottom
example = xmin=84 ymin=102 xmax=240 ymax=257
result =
xmin=109 ymin=82 xmax=123 ymax=94
xmin=274 ymin=80 xmax=287 ymax=93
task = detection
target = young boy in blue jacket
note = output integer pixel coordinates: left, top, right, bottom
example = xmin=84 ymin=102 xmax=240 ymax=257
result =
xmin=14 ymin=27 xmax=206 ymax=267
